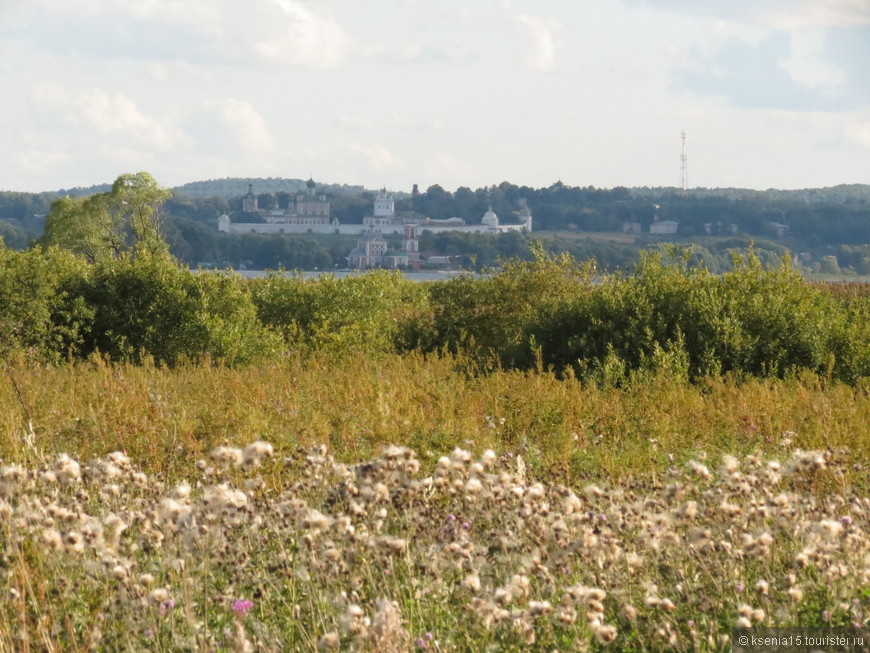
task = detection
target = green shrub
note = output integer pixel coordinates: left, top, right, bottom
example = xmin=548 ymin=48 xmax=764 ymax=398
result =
xmin=1 ymin=240 xmax=866 ymax=383
xmin=0 ymin=245 xmax=93 ymax=362
xmin=531 ymin=249 xmax=869 ymax=384
xmin=73 ymin=254 xmax=280 ymax=365
xmin=249 ymin=270 xmax=429 ymax=355
xmin=417 ymin=245 xmax=594 ymax=367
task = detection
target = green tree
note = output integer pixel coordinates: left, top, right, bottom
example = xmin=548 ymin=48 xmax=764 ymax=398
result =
xmin=0 ymin=244 xmax=93 ymax=362
xmin=820 ymin=255 xmax=841 ymax=275
xmin=41 ymin=172 xmax=172 ymax=262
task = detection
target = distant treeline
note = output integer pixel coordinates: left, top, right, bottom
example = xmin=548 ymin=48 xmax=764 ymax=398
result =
xmin=400 ymin=182 xmax=870 ymax=242
xmin=1 ymin=179 xmax=868 ymax=269
xmin=1 ymin=244 xmax=868 ymax=385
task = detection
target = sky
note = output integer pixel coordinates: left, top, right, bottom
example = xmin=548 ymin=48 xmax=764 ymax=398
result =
xmin=1 ymin=0 xmax=869 ymax=193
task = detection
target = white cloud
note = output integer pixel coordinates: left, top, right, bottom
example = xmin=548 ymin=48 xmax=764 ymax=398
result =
xmin=845 ymin=121 xmax=870 ymax=147
xmin=256 ymin=0 xmax=353 ymax=67
xmin=4 ymin=0 xmax=353 ymax=69
xmin=779 ymin=30 xmax=849 ymax=90
xmin=759 ymin=0 xmax=870 ymax=30
xmin=334 ymin=112 xmax=446 ymax=134
xmin=199 ymin=99 xmax=274 ymax=153
xmin=337 ymin=114 xmax=373 ymax=129
xmin=2 ymin=0 xmax=867 ymax=192
xmin=79 ymin=93 xmax=171 ymax=146
xmin=13 ymin=147 xmax=71 ymax=179
xmin=359 ymin=42 xmax=426 ymax=62
xmin=34 ymin=85 xmax=174 ymax=149
xmin=423 ymin=153 xmax=480 ymax=190
xmin=514 ymin=13 xmax=559 ymax=71
xmin=388 ymin=112 xmax=447 ymax=133
xmin=622 ymin=0 xmax=870 ymax=29
xmin=349 ymin=142 xmax=398 ymax=171
xmin=359 ymin=41 xmax=475 ymax=65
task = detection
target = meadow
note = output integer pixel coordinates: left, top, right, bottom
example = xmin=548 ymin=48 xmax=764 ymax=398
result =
xmin=0 ymin=244 xmax=869 ymax=651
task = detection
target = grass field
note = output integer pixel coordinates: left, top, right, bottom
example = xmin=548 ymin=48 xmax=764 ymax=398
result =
xmin=1 ymin=354 xmax=868 ymax=651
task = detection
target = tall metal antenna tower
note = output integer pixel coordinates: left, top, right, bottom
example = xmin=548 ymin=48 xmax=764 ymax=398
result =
xmin=680 ymin=131 xmax=688 ymax=192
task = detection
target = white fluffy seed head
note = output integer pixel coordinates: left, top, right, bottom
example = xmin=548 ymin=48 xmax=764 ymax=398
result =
xmin=210 ymin=446 xmax=243 ymax=467
xmin=243 ymin=441 xmax=274 ymax=467
xmin=480 ymin=450 xmax=497 ymax=466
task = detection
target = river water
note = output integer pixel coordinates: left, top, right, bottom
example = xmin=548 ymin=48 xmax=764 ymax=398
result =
xmin=204 ymin=269 xmax=480 ymax=282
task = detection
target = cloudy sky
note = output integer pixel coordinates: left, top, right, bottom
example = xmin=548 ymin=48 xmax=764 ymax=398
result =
xmin=1 ymin=0 xmax=868 ymax=193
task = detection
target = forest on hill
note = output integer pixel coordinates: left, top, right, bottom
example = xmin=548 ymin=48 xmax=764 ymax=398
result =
xmin=1 ymin=177 xmax=868 ymax=272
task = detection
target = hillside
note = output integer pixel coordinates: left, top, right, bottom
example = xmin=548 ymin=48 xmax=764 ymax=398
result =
xmin=172 ymin=177 xmax=371 ymax=199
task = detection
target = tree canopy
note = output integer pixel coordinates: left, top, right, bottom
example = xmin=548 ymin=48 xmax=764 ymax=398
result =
xmin=41 ymin=172 xmax=172 ymax=262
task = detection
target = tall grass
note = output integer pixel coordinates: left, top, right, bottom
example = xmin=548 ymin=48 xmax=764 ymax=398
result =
xmin=0 ymin=361 xmax=867 ymax=650
xmin=2 ymin=353 xmax=867 ymax=487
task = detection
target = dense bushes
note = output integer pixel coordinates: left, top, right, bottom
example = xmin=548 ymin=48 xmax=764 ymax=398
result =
xmin=73 ymin=255 xmax=281 ymax=365
xmin=408 ymin=247 xmax=594 ymax=366
xmin=412 ymin=247 xmax=868 ymax=384
xmin=529 ymin=251 xmax=869 ymax=383
xmin=0 ymin=249 xmax=280 ymax=365
xmin=0 ymin=245 xmax=93 ymax=362
xmin=0 ymin=243 xmax=867 ymax=382
xmin=248 ymin=269 xmax=429 ymax=355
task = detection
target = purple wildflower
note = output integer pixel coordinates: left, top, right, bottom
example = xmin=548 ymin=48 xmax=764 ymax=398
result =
xmin=232 ymin=599 xmax=254 ymax=617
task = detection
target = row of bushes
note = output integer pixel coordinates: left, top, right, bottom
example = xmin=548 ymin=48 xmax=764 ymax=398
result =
xmin=1 ymin=244 xmax=868 ymax=383
xmin=0 ymin=247 xmax=278 ymax=365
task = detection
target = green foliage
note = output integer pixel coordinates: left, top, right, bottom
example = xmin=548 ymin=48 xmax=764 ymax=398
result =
xmin=0 ymin=220 xmax=33 ymax=249
xmin=249 ymin=270 xmax=429 ymax=355
xmin=171 ymin=177 xmax=367 ymax=200
xmin=41 ymin=172 xmax=172 ymax=262
xmin=414 ymin=244 xmax=595 ymax=366
xmin=0 ymin=245 xmax=93 ymax=362
xmin=1 ymin=227 xmax=868 ymax=382
xmin=531 ymin=248 xmax=869 ymax=384
xmin=41 ymin=193 xmax=114 ymax=262
xmin=72 ymin=255 xmax=280 ymax=365
xmin=418 ymin=231 xmax=532 ymax=270
xmin=218 ymin=233 xmax=334 ymax=270
xmin=111 ymin=172 xmax=173 ymax=258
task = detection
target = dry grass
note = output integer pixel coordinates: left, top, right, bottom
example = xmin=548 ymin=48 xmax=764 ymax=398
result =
xmin=0 ymin=355 xmax=868 ymax=650
xmin=1 ymin=354 xmax=867 ymax=486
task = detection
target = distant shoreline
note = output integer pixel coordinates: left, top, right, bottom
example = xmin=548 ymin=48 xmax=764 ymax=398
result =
xmin=194 ymin=268 xmax=481 ymax=281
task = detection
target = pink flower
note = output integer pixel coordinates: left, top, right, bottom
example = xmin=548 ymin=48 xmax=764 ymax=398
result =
xmin=232 ymin=599 xmax=254 ymax=617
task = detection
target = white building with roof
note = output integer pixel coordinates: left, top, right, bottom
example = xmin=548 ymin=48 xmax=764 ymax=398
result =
xmin=649 ymin=219 xmax=679 ymax=235
xmin=219 ymin=186 xmax=532 ymax=236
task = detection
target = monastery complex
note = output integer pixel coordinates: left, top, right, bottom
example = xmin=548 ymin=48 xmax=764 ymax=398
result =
xmin=217 ymin=180 xmax=533 ymax=269
xmin=217 ymin=180 xmax=532 ymax=238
